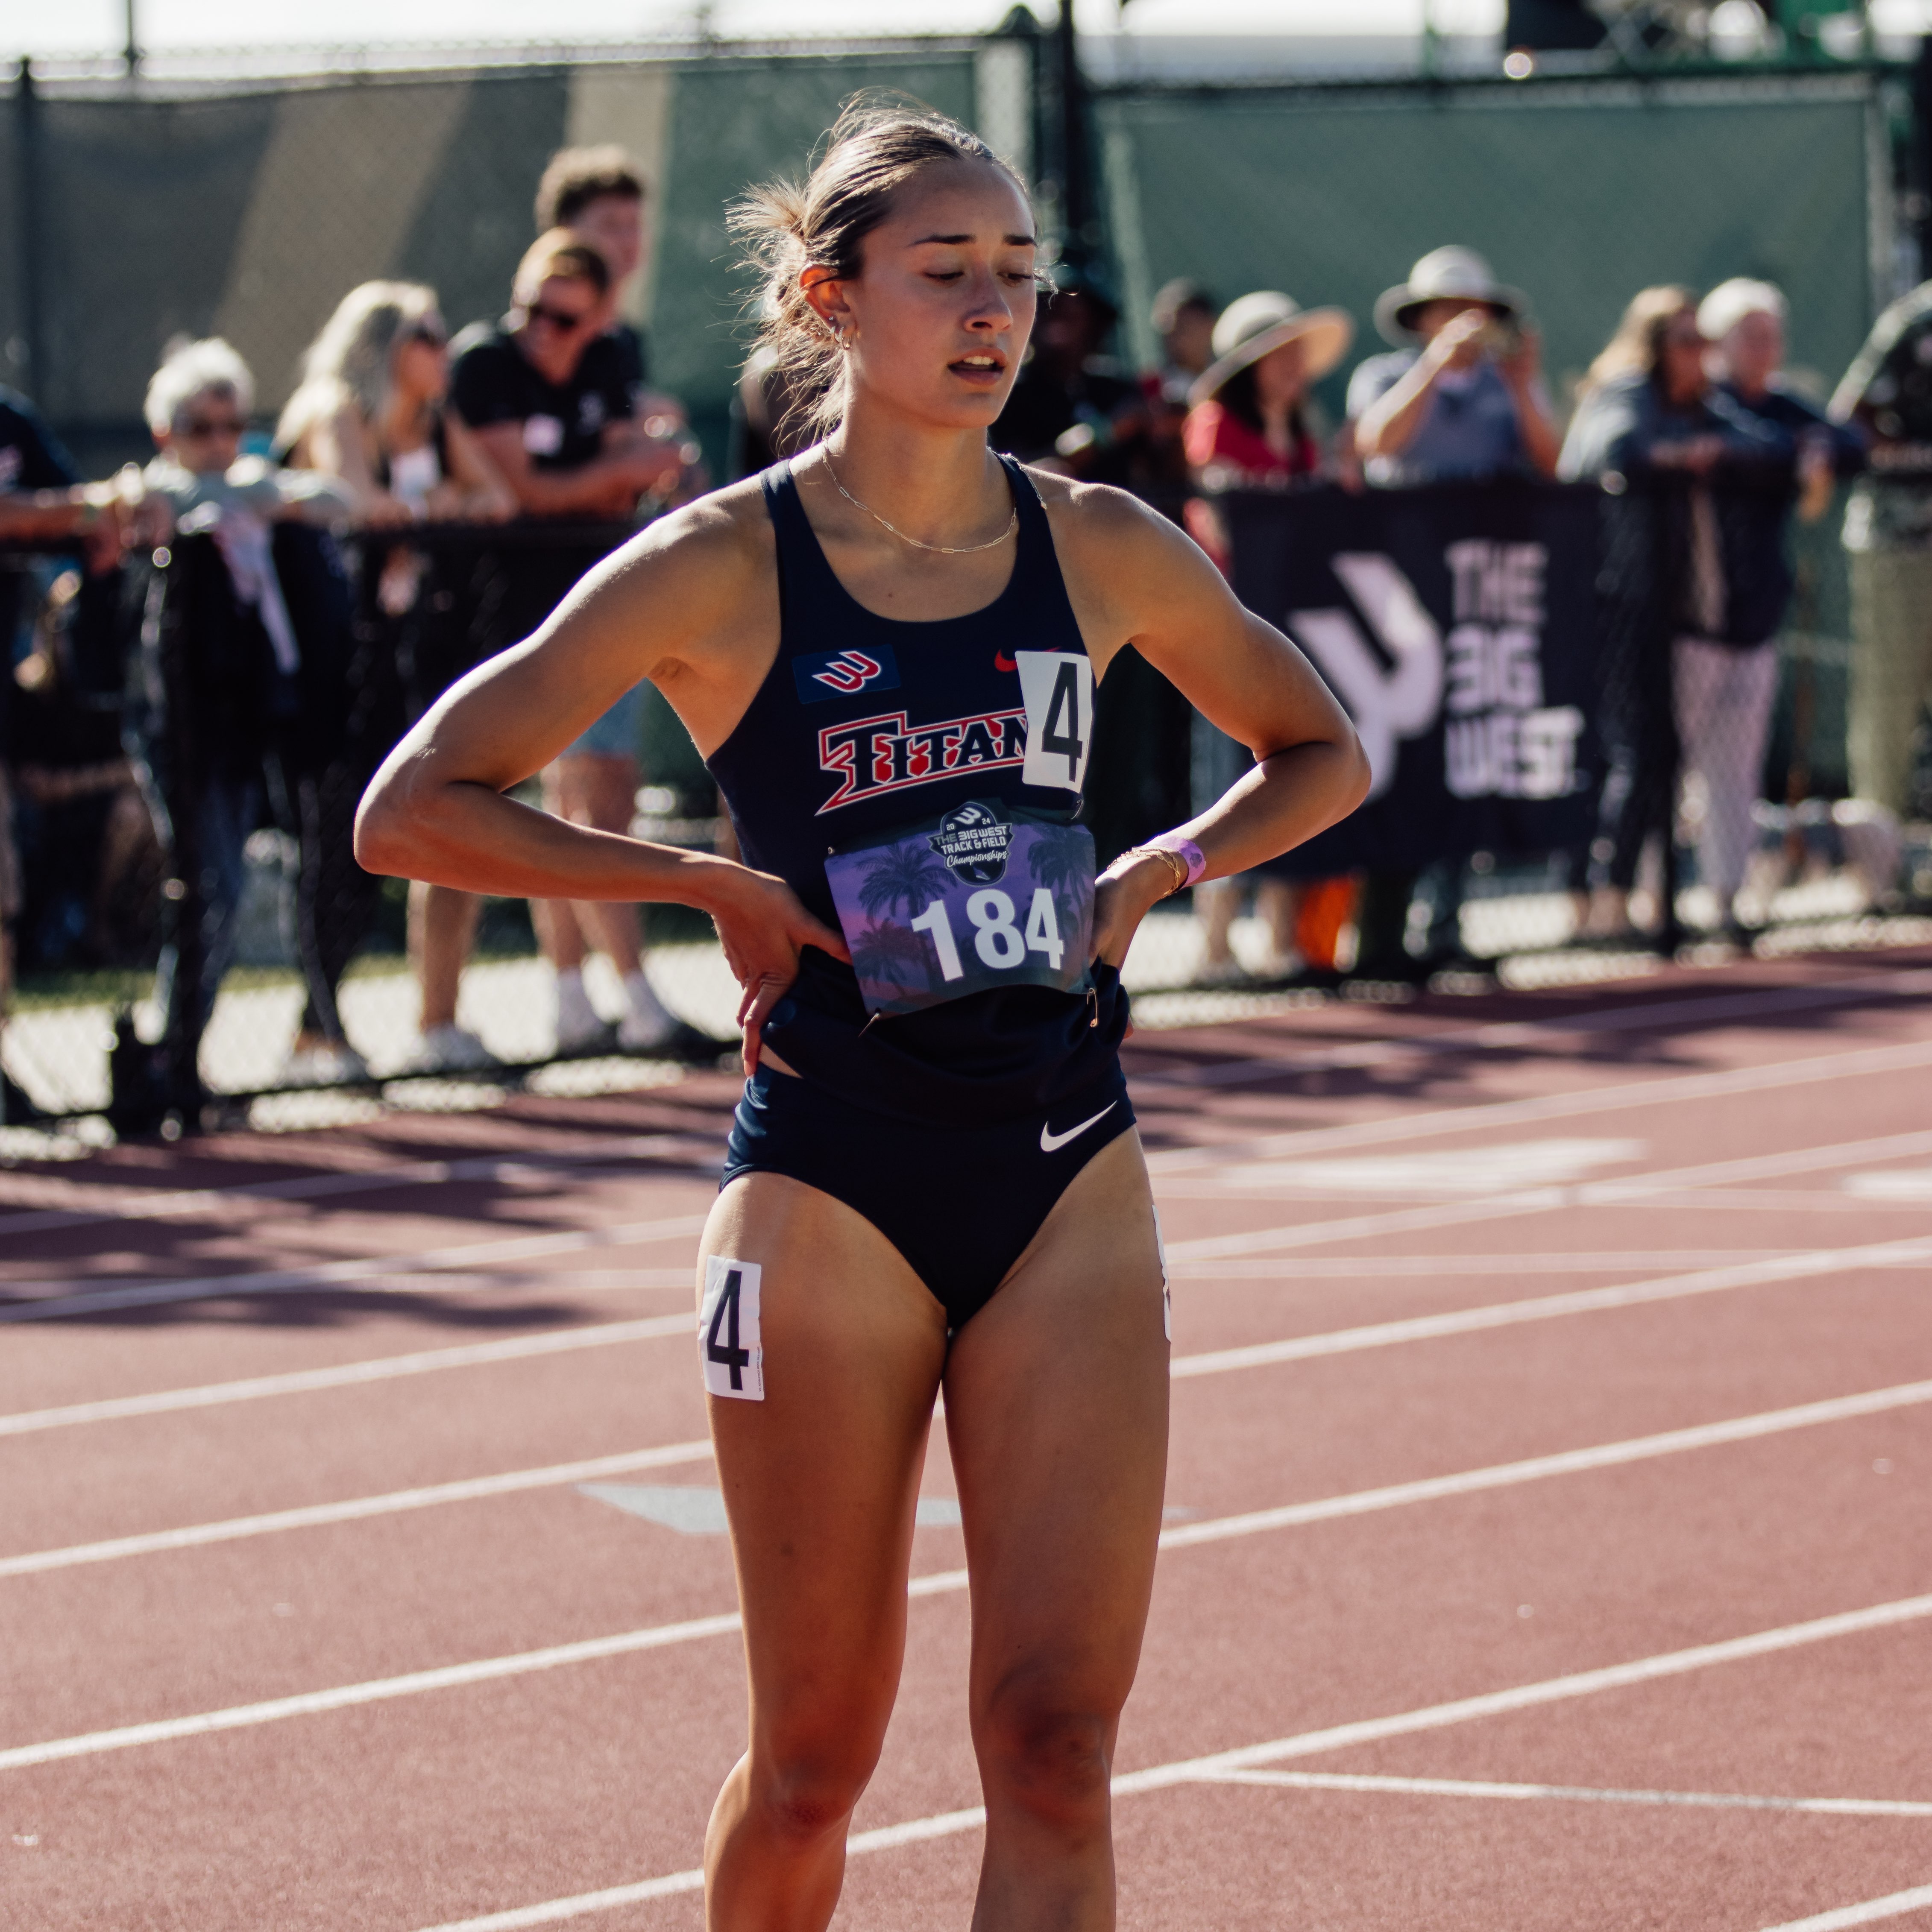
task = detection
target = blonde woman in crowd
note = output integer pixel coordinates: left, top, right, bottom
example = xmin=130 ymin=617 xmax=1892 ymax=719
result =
xmin=280 ymin=281 xmax=516 ymax=1078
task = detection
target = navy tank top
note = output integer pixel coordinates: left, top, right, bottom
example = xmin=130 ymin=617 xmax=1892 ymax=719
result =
xmin=705 ymin=455 xmax=1129 ymax=1127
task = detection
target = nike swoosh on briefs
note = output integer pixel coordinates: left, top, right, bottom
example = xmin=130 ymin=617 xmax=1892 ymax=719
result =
xmin=1041 ymin=1103 xmax=1117 ymax=1154
xmin=994 ymin=650 xmax=1017 ymax=672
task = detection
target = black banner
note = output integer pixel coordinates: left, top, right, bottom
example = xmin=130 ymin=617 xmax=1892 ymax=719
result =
xmin=1220 ymin=481 xmax=1604 ymax=875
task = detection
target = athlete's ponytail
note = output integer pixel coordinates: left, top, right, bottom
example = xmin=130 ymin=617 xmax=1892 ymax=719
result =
xmin=730 ymin=93 xmax=1034 ymax=448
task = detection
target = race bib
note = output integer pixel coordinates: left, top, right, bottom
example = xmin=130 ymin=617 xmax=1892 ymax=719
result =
xmin=825 ymin=801 xmax=1095 ymax=1017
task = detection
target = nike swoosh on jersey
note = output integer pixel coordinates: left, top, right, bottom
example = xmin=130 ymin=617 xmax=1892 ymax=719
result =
xmin=1040 ymin=1101 xmax=1117 ymax=1154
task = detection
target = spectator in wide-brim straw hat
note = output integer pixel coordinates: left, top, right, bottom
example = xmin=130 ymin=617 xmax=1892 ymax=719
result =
xmin=1181 ymin=292 xmax=1354 ymax=987
xmin=1349 ymin=245 xmax=1561 ymax=487
xmin=1183 ymin=290 xmax=1353 ymax=492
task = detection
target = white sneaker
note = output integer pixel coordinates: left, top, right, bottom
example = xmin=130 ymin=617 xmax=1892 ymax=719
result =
xmin=281 ymin=1041 xmax=372 ymax=1087
xmin=399 ymin=1025 xmax=502 ymax=1076
xmin=617 ymin=969 xmax=676 ymax=1051
xmin=554 ymin=968 xmax=614 ymax=1054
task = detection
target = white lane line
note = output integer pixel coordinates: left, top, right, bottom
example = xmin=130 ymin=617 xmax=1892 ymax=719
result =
xmin=405 ymin=1588 xmax=1932 ymax=1932
xmin=0 ymin=1136 xmax=714 ymax=1241
xmin=16 ymin=1364 xmax=1930 ymax=1582
xmin=1143 ymin=1027 xmax=1932 ymax=1179
xmin=1161 ymin=1127 xmax=1932 ymax=1263
xmin=0 ymin=1440 xmax=714 ymax=1578
xmin=0 ymin=1213 xmax=712 ymax=1322
xmin=1135 ymin=969 xmax=1932 ymax=1098
xmin=0 ymin=1314 xmax=695 ymax=1439
xmin=1173 ymin=1250 xmax=1906 ymax=1280
xmin=1760 ymin=1884 xmax=1932 ymax=1930
xmin=1156 ymin=1377 xmax=1932 ymax=1550
xmin=1168 ymin=1237 xmax=1932 ymax=1379
xmin=1194 ymin=1767 xmax=1932 ymax=1818
xmin=10 ymin=1376 xmax=1928 ymax=1758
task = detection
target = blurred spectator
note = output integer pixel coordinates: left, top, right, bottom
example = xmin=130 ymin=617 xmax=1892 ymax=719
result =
xmin=1829 ymin=282 xmax=1932 ymax=819
xmin=451 ymin=231 xmax=692 ymax=1058
xmin=1150 ymin=278 xmax=1219 ymax=397
xmin=135 ymin=338 xmax=352 ymax=1050
xmin=277 ymin=281 xmax=515 ymax=1084
xmin=1180 ymin=292 xmax=1356 ymax=984
xmin=535 ymin=148 xmax=706 ymax=1057
xmin=1351 ymin=246 xmax=1560 ymax=486
xmin=991 ymin=268 xmax=1155 ymax=484
xmin=0 ymin=383 xmax=141 ymax=1121
xmin=1349 ymin=248 xmax=1559 ymax=975
xmin=1560 ymin=289 xmax=1793 ymax=941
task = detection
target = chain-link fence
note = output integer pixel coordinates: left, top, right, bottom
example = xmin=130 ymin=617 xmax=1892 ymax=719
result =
xmin=4 ymin=41 xmax=1932 ymax=1145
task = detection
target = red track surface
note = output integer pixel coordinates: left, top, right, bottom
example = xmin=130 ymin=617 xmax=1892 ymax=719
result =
xmin=4 ymin=947 xmax=1931 ymax=1931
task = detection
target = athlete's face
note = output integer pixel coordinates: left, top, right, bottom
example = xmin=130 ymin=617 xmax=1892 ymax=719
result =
xmin=815 ymin=159 xmax=1038 ymax=431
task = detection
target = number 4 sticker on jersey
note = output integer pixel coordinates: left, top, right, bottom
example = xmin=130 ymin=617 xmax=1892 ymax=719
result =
xmin=1016 ymin=652 xmax=1094 ymax=793
xmin=700 ymin=1256 xmax=764 ymax=1401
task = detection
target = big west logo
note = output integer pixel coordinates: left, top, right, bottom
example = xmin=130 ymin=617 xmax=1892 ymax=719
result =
xmin=1288 ymin=546 xmax=1580 ymax=804
xmin=818 ymin=707 xmax=1027 ymax=813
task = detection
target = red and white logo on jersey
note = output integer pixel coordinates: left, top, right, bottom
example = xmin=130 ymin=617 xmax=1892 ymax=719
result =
xmin=811 ymin=650 xmax=887 ymax=694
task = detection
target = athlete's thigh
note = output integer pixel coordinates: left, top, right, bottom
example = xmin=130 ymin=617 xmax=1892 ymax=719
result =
xmin=701 ymin=1171 xmax=950 ymax=1734
xmin=941 ymin=1131 xmax=1169 ymax=1719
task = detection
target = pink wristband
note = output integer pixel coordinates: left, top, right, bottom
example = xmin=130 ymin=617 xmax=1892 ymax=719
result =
xmin=1147 ymin=832 xmax=1208 ymax=888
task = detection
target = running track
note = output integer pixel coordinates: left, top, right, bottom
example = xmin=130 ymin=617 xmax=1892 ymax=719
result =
xmin=4 ymin=946 xmax=1930 ymax=1931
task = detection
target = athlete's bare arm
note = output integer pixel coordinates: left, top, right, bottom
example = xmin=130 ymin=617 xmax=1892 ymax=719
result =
xmin=353 ymin=478 xmax=847 ymax=1055
xmin=1038 ymin=473 xmax=1372 ymax=961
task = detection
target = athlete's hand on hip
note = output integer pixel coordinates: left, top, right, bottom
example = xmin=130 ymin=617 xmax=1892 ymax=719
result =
xmin=1091 ymin=852 xmax=1181 ymax=971
xmin=709 ymin=866 xmax=851 ymax=1075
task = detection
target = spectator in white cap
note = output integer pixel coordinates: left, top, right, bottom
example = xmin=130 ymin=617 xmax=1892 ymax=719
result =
xmin=1349 ymin=246 xmax=1560 ymax=487
xmin=1181 ymin=292 xmax=1355 ymax=984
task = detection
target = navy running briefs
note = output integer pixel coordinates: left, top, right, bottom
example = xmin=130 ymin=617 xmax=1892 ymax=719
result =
xmin=722 ymin=1060 xmax=1136 ymax=1329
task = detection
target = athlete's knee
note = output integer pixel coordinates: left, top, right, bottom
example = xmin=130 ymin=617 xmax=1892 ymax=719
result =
xmin=749 ymin=1731 xmax=879 ymax=1844
xmin=976 ymin=1686 xmax=1114 ymax=1832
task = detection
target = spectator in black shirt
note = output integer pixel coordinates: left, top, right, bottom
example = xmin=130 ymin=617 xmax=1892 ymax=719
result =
xmin=991 ymin=268 xmax=1153 ymax=485
xmin=528 ymin=152 xmax=705 ymax=1055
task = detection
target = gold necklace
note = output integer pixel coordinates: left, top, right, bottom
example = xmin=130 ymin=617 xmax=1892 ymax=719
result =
xmin=824 ymin=453 xmax=1017 ymax=556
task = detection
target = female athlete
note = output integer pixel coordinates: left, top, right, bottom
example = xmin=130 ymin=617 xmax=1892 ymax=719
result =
xmin=356 ymin=100 xmax=1368 ymax=1932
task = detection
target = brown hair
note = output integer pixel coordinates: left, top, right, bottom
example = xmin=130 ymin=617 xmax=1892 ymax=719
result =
xmin=728 ymin=94 xmax=1034 ymax=445
xmin=535 ymin=145 xmax=647 ymax=231
xmin=1583 ymin=285 xmax=1697 ymax=396
xmin=512 ymin=230 xmax=611 ymax=307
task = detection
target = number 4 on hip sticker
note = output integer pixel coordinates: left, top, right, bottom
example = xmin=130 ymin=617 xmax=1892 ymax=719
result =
xmin=700 ymin=1257 xmax=764 ymax=1400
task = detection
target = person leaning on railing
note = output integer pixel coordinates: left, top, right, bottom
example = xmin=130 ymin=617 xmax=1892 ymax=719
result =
xmin=0 ymin=385 xmax=165 ymax=1123
xmin=1827 ymin=280 xmax=1932 ymax=822
xmin=134 ymin=338 xmax=354 ymax=1057
xmin=529 ymin=146 xmax=715 ymax=1059
xmin=1560 ymin=288 xmax=1795 ymax=947
xmin=449 ymin=231 xmax=695 ymax=1066
xmin=278 ymin=280 xmax=516 ymax=1084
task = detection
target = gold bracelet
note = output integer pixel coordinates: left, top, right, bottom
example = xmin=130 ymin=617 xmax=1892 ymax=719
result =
xmin=1120 ymin=844 xmax=1189 ymax=898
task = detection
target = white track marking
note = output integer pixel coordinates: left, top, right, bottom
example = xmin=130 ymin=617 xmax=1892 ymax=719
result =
xmin=0 ymin=1315 xmax=696 ymax=1438
xmin=1155 ymin=1377 xmax=1932 ymax=1550
xmin=1173 ymin=1250 xmax=1882 ymax=1280
xmin=1136 ymin=969 xmax=1932 ymax=1098
xmin=403 ymin=1589 xmax=1932 ymax=1932
xmin=1143 ymin=1028 xmax=1932 ymax=1179
xmin=0 ymin=1212 xmax=711 ymax=1322
xmin=1168 ymin=1237 xmax=1932 ymax=1377
xmin=12 ymin=1370 xmax=1928 ymax=1581
xmin=1193 ymin=1767 xmax=1932 ymax=1818
xmin=1161 ymin=1127 xmax=1932 ymax=1262
xmin=1760 ymin=1884 xmax=1932 ymax=1930
xmin=1846 ymin=1170 xmax=1932 ymax=1203
xmin=0 ymin=1440 xmax=714 ymax=1577
xmin=11 ymin=1377 xmax=1931 ymax=1756
xmin=0 ymin=1136 xmax=712 ymax=1240
xmin=1217 ymin=1137 xmax=1645 ymax=1197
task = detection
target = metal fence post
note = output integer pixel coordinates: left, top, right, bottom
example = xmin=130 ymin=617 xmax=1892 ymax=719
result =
xmin=13 ymin=58 xmax=46 ymax=408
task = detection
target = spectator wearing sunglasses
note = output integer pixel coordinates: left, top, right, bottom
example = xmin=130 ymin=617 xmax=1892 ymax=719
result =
xmin=278 ymin=281 xmax=516 ymax=1083
xmin=451 ymin=231 xmax=694 ymax=1059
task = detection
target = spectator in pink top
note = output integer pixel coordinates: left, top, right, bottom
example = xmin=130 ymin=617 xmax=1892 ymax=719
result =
xmin=1181 ymin=292 xmax=1354 ymax=982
